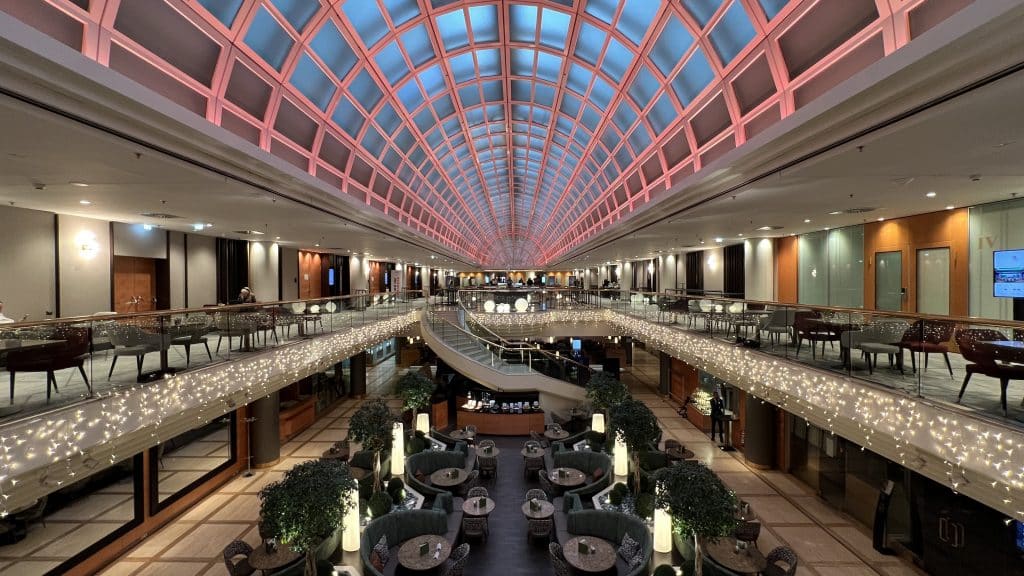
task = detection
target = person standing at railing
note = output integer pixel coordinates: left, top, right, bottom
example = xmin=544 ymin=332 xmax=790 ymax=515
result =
xmin=710 ymin=390 xmax=726 ymax=444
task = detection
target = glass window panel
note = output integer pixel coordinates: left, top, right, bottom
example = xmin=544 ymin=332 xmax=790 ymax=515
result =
xmin=291 ymin=52 xmax=336 ymax=111
xmin=332 ymin=96 xmax=364 ymax=136
xmin=401 ymin=25 xmax=436 ymax=67
xmin=271 ymin=0 xmax=319 ymax=32
xmin=465 ymin=108 xmax=485 ymax=126
xmin=448 ymin=53 xmax=475 ymax=83
xmin=465 ymin=50 xmax=494 ymax=78
xmin=468 ymin=5 xmax=499 ymax=43
xmin=418 ymin=64 xmax=446 ymax=97
xmin=510 ymin=48 xmax=535 ymax=76
xmin=627 ymin=123 xmax=651 ymax=153
xmin=384 ymin=0 xmax=420 ymax=27
xmin=397 ymin=81 xmax=424 ymax=112
xmin=533 ymin=108 xmax=551 ymax=126
xmin=511 ymin=79 xmax=531 ymax=102
xmin=395 ymin=127 xmax=414 ymax=148
xmin=580 ymin=105 xmax=601 ymax=131
xmin=584 ymin=0 xmax=616 ymax=23
xmin=574 ymin=23 xmax=606 ymax=65
xmin=442 ymin=117 xmax=461 ymax=135
xmin=590 ymin=76 xmax=614 ymax=110
xmin=511 ymin=104 xmax=530 ymax=121
xmin=435 ymin=10 xmax=470 ymax=50
xmin=618 ymin=0 xmax=660 ymax=45
xmin=482 ymin=80 xmax=503 ymax=102
xmin=362 ymin=125 xmax=386 ymax=156
xmin=197 ymin=0 xmax=244 ymax=27
xmin=650 ymin=16 xmax=693 ymax=75
xmin=424 ymin=126 xmax=443 ymax=147
xmin=375 ymin=41 xmax=411 ymax=84
xmin=758 ymin=0 xmax=788 ymax=20
xmin=433 ymin=94 xmax=456 ymax=118
xmin=310 ymin=20 xmax=358 ymax=81
xmin=534 ymin=83 xmax=555 ymax=107
xmin=648 ymin=92 xmax=677 ymax=133
xmin=566 ymin=63 xmax=592 ymax=95
xmin=601 ymin=38 xmax=633 ymax=82
xmin=614 ymin=145 xmax=634 ymax=170
xmin=157 ymin=418 xmax=234 ymax=504
xmin=509 ymin=4 xmax=538 ymax=43
xmin=682 ymin=0 xmax=723 ymax=27
xmin=612 ymin=101 xmax=637 ymax=132
xmin=382 ymin=147 xmax=402 ymax=171
xmin=342 ymin=1 xmax=389 ymax=47
xmin=539 ymin=8 xmax=570 ymax=50
xmin=458 ymin=85 xmax=481 ymax=107
xmin=627 ymin=65 xmax=658 ymax=108
xmin=708 ymin=1 xmax=756 ymax=65
xmin=349 ymin=70 xmax=383 ymax=110
xmin=555 ymin=115 xmax=574 ymax=136
xmin=375 ymin=102 xmax=401 ymax=134
xmin=535 ymin=51 xmax=562 ymax=83
xmin=671 ymin=47 xmax=714 ymax=106
xmin=244 ymin=7 xmax=294 ymax=71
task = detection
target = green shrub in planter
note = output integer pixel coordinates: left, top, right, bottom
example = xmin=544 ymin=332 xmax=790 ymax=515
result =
xmin=653 ymin=565 xmax=678 ymax=576
xmin=368 ymin=491 xmax=394 ymax=518
xmin=585 ymin=430 xmax=606 ymax=451
xmin=406 ymin=435 xmax=427 ymax=455
xmin=387 ymin=478 xmax=405 ymax=502
xmin=608 ymin=489 xmax=624 ymax=506
xmin=612 ymin=482 xmax=629 ymax=497
xmin=635 ymin=492 xmax=655 ymax=519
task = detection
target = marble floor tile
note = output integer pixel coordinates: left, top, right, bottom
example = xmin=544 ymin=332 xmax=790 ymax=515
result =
xmin=135 ymin=561 xmax=210 ymax=576
xmin=743 ymin=496 xmax=814 ymax=525
xmin=161 ymin=523 xmax=248 ymax=560
xmin=32 ymin=522 xmax=121 ymax=558
xmin=717 ymin=472 xmax=779 ymax=496
xmin=3 ymin=560 xmax=64 ymax=576
xmin=772 ymin=526 xmax=861 ymax=564
xmin=99 ymin=560 xmax=145 ymax=576
xmin=812 ymin=565 xmax=878 ymax=576
xmin=310 ymin=427 xmax=349 ymax=442
xmin=760 ymin=471 xmax=816 ymax=496
xmin=126 ymin=523 xmax=193 ymax=558
xmin=790 ymin=496 xmax=852 ymax=526
xmin=831 ymin=526 xmax=894 ymax=564
xmin=207 ymin=494 xmax=261 ymax=523
xmin=178 ymin=494 xmax=232 ymax=522
xmin=289 ymin=441 xmax=335 ymax=458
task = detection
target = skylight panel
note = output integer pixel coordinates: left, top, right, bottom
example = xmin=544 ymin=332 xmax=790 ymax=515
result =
xmin=535 ymin=51 xmax=562 ymax=83
xmin=651 ymin=15 xmax=693 ymax=75
xmin=572 ymin=128 xmax=592 ymax=148
xmin=758 ymin=0 xmax=788 ymax=20
xmin=566 ymin=64 xmax=592 ymax=95
xmin=580 ymin=105 xmax=601 ymax=131
xmin=458 ymin=85 xmax=481 ymax=107
xmin=584 ymin=0 xmax=616 ymax=24
xmin=534 ymin=83 xmax=555 ymax=107
xmin=614 ymin=145 xmax=634 ymax=170
xmin=648 ymin=92 xmax=677 ymax=132
xmin=401 ymin=25 xmax=436 ymax=67
xmin=533 ymin=108 xmax=551 ymax=126
xmin=244 ymin=7 xmax=294 ymax=71
xmin=332 ymin=96 xmax=365 ymax=137
xmin=442 ymin=118 xmax=461 ymax=136
xmin=683 ymin=0 xmax=723 ymax=28
xmin=271 ymin=0 xmax=319 ymax=33
xmin=433 ymin=95 xmax=456 ymax=118
xmin=436 ymin=10 xmax=470 ymax=50
xmin=511 ymin=79 xmax=531 ymax=102
xmin=590 ymin=77 xmax=614 ymax=110
xmin=477 ymin=49 xmax=501 ymax=76
xmin=466 ymin=108 xmax=485 ymax=126
xmin=382 ymin=147 xmax=402 ymax=171
xmin=342 ymin=1 xmax=389 ymax=47
xmin=424 ymin=125 xmax=444 ymax=146
xmin=510 ymin=48 xmax=535 ymax=76
xmin=468 ymin=5 xmax=499 ymax=43
xmin=555 ymin=115 xmax=574 ymax=136
xmin=671 ymin=47 xmax=714 ymax=106
xmin=197 ymin=0 xmax=244 ymax=27
xmin=481 ymin=80 xmax=503 ymax=102
xmin=612 ymin=101 xmax=637 ymax=132
xmin=310 ymin=20 xmax=358 ymax=81
xmin=415 ymin=108 xmax=436 ymax=132
xmin=395 ymin=127 xmax=414 ymax=149
xmin=511 ymin=104 xmax=530 ymax=121
xmin=376 ymin=41 xmax=411 ymax=84
xmin=708 ymin=2 xmax=756 ymax=65
xmin=601 ymin=38 xmax=634 ymax=83
xmin=627 ymin=65 xmax=659 ymax=108
xmin=361 ymin=125 xmax=386 ymax=156
xmin=539 ymin=9 xmax=570 ymax=50
xmin=574 ymin=23 xmax=606 ymax=66
xmin=418 ymin=65 xmax=446 ymax=97
xmin=291 ymin=52 xmax=336 ymax=111
xmin=397 ymin=81 xmax=424 ymax=112
xmin=383 ymin=0 xmax=420 ymax=27
xmin=348 ymin=69 xmax=383 ymax=110
xmin=448 ymin=53 xmax=475 ymax=83
xmin=618 ymin=0 xmax=660 ymax=45
xmin=627 ymin=124 xmax=651 ymax=153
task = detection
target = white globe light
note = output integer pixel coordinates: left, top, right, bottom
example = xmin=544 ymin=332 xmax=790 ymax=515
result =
xmin=483 ymin=300 xmax=496 ymax=313
xmin=514 ymin=298 xmax=528 ymax=312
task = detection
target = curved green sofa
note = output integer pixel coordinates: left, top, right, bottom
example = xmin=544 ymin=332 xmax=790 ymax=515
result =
xmin=404 ymin=448 xmax=469 ymax=509
xmin=360 ymin=509 xmax=449 ymax=576
xmin=552 ymin=450 xmax=612 ymax=507
xmin=566 ymin=509 xmax=652 ymax=576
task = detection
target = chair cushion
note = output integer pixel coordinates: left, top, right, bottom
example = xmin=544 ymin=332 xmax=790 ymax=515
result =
xmin=592 ymin=467 xmax=604 ymax=481
xmin=618 ymin=532 xmax=639 ymax=562
xmin=373 ymin=535 xmax=390 ymax=565
xmin=369 ymin=550 xmax=384 ymax=572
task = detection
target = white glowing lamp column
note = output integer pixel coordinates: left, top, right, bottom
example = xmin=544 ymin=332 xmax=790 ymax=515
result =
xmin=391 ymin=422 xmax=405 ymax=476
xmin=614 ymin=433 xmax=628 ymax=477
xmin=591 ymin=413 xmax=605 ymax=434
xmin=342 ymin=486 xmax=360 ymax=552
xmin=416 ymin=413 xmax=430 ymax=435
xmin=653 ymin=485 xmax=672 ymax=553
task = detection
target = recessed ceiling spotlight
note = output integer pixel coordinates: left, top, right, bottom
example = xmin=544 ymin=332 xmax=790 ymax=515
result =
xmin=714 ymin=237 xmax=723 ymax=243
xmin=70 ymin=182 xmax=89 ymax=187
xmin=803 ymin=218 xmax=811 ymax=223
xmin=143 ymin=224 xmax=154 ymax=231
xmin=192 ymin=223 xmax=205 ymax=231
xmin=946 ymin=205 xmax=955 ymax=210
xmin=756 ymin=225 xmax=783 ymax=231
xmin=205 ymin=223 xmax=213 ymax=228
xmin=275 ymin=236 xmax=281 ymax=240
xmin=925 ymin=191 xmax=937 ymax=198
xmin=78 ymin=199 xmax=91 ymax=205
xmin=824 ymin=227 xmax=830 ymax=231
xmin=314 ymin=242 xmax=320 ymax=247
xmin=877 ymin=217 xmax=885 ymax=221
xmin=737 ymin=233 xmax=744 ymax=237
xmin=828 ymin=211 xmax=842 ymax=215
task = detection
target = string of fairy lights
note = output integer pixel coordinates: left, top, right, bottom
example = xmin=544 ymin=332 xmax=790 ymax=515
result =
xmin=468 ymin=306 xmax=1024 ymax=521
xmin=0 ymin=309 xmax=421 ymax=515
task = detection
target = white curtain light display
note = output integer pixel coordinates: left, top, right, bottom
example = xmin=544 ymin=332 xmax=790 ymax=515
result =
xmin=614 ymin=433 xmax=628 ymax=477
xmin=391 ymin=422 xmax=405 ymax=476
xmin=591 ymin=413 xmax=605 ymax=434
xmin=342 ymin=486 xmax=360 ymax=552
xmin=653 ymin=485 xmax=672 ymax=553
xmin=416 ymin=412 xmax=430 ymax=435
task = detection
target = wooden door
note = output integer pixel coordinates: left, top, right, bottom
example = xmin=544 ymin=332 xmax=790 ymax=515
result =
xmin=113 ymin=256 xmax=157 ymax=313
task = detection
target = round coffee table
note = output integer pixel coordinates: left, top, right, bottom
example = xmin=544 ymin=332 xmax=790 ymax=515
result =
xmin=462 ymin=497 xmax=496 ymax=516
xmin=248 ymin=543 xmax=301 ymax=571
xmin=430 ymin=467 xmax=466 ymax=488
xmin=521 ymin=500 xmax=555 ymax=519
xmin=549 ymin=467 xmax=586 ymax=488
xmin=703 ymin=537 xmax=767 ymax=575
xmin=520 ymin=447 xmax=544 ymax=458
xmin=398 ymin=534 xmax=451 ymax=571
xmin=666 ymin=446 xmax=695 ymax=461
xmin=563 ymin=536 xmax=616 ymax=573
xmin=544 ymin=429 xmax=570 ymax=441
xmin=478 ymin=446 xmax=500 ymax=457
xmin=450 ymin=429 xmax=475 ymax=441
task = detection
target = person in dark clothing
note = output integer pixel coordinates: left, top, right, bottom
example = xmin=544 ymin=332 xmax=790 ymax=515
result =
xmin=710 ymin=390 xmax=726 ymax=443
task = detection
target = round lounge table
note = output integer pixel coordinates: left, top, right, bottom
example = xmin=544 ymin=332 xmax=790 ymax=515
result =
xmin=563 ymin=536 xmax=617 ymax=573
xmin=430 ymin=468 xmax=466 ymax=488
xmin=449 ymin=429 xmax=475 ymax=441
xmin=548 ymin=467 xmax=586 ymax=488
xmin=544 ymin=429 xmax=570 ymax=441
xmin=666 ymin=446 xmax=695 ymax=462
xmin=520 ymin=447 xmax=545 ymax=458
xmin=462 ymin=497 xmax=496 ymax=516
xmin=477 ymin=446 xmax=500 ymax=458
xmin=521 ymin=500 xmax=555 ymax=519
xmin=702 ymin=537 xmax=767 ymax=575
xmin=248 ymin=542 xmax=301 ymax=572
xmin=398 ymin=534 xmax=451 ymax=572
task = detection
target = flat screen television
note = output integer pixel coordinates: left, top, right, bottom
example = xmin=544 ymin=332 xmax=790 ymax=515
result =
xmin=993 ymin=249 xmax=1024 ymax=297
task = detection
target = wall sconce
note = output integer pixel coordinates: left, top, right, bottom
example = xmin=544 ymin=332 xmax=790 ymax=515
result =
xmin=416 ymin=413 xmax=430 ymax=435
xmin=614 ymin=433 xmax=628 ymax=477
xmin=391 ymin=422 xmax=405 ymax=476
xmin=654 ymin=485 xmax=672 ymax=552
xmin=342 ymin=486 xmax=360 ymax=552
xmin=76 ymin=230 xmax=99 ymax=260
xmin=591 ymin=413 xmax=605 ymax=434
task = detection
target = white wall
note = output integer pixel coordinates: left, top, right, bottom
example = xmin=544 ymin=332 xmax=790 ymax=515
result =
xmin=281 ymin=247 xmax=299 ymax=300
xmin=249 ymin=241 xmax=279 ymax=301
xmin=186 ymin=234 xmax=217 ymax=306
xmin=58 ymin=214 xmax=111 ymax=316
xmin=703 ymin=247 xmax=724 ymax=292
xmin=112 ymin=222 xmax=166 ymax=258
xmin=0 ymin=205 xmax=55 ymax=320
xmin=168 ymin=231 xmax=185 ymax=308
xmin=744 ymin=238 xmax=775 ymax=301
xmin=350 ymin=256 xmax=369 ymax=294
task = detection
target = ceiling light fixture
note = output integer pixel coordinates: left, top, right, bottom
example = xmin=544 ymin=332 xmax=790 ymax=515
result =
xmin=946 ymin=205 xmax=955 ymax=210
xmin=714 ymin=237 xmax=723 ymax=243
xmin=78 ymin=200 xmax=91 ymax=205
xmin=926 ymin=191 xmax=937 ymax=198
xmin=804 ymin=219 xmax=811 ymax=223
xmin=192 ymin=223 xmax=205 ymax=231
xmin=70 ymin=181 xmax=89 ymax=187
xmin=143 ymin=224 xmax=154 ymax=231
xmin=877 ymin=217 xmax=885 ymax=222
xmin=828 ymin=211 xmax=842 ymax=215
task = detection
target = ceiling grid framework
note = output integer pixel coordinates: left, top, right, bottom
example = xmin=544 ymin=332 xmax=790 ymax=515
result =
xmin=0 ymin=0 xmax=977 ymax=266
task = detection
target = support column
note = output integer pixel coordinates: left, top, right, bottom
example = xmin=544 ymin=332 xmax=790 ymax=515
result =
xmin=659 ymin=351 xmax=670 ymax=395
xmin=623 ymin=336 xmax=633 ymax=366
xmin=250 ymin=392 xmax=280 ymax=468
xmin=743 ymin=395 xmax=775 ymax=470
xmin=350 ymin=351 xmax=367 ymax=398
xmin=332 ymin=361 xmax=346 ymax=397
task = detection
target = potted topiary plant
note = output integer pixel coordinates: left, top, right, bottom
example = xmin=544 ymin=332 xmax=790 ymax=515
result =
xmin=609 ymin=397 xmax=660 ymax=495
xmin=585 ymin=371 xmax=629 ymax=414
xmin=635 ymin=492 xmax=655 ymax=519
xmin=654 ymin=461 xmax=738 ymax=576
xmin=259 ymin=459 xmax=357 ymax=576
xmin=396 ymin=370 xmax=436 ymax=428
xmin=652 ymin=565 xmax=678 ymax=576
xmin=387 ymin=477 xmax=406 ymax=504
xmin=368 ymin=490 xmax=394 ymax=518
xmin=349 ymin=398 xmax=396 ymax=492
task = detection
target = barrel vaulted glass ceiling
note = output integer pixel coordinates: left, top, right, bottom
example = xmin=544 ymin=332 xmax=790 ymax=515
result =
xmin=4 ymin=0 xmax=972 ymax=266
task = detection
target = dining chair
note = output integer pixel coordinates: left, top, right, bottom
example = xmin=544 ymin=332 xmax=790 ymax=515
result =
xmin=467 ymin=486 xmax=488 ymax=499
xmin=525 ymin=488 xmax=548 ymax=502
xmin=222 ymin=540 xmax=255 ymax=576
xmin=461 ymin=516 xmax=489 ymax=542
xmin=549 ymin=542 xmax=572 ymax=576
xmin=7 ymin=326 xmax=92 ymax=402
xmin=527 ymin=518 xmax=553 ymax=543
xmin=955 ymin=328 xmax=1024 ymax=416
xmin=764 ymin=546 xmax=799 ymax=576
xmin=441 ymin=543 xmax=470 ymax=576
xmin=899 ymin=320 xmax=955 ymax=377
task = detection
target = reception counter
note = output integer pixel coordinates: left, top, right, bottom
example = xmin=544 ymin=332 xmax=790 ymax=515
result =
xmin=457 ymin=410 xmax=545 ymax=436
